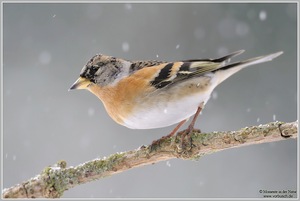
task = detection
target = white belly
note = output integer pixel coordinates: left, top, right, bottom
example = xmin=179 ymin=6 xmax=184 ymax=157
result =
xmin=123 ymin=90 xmax=212 ymax=129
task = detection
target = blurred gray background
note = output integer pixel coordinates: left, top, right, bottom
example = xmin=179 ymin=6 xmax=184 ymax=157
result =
xmin=2 ymin=3 xmax=297 ymax=198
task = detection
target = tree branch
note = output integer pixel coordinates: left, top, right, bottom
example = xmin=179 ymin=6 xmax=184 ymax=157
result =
xmin=2 ymin=121 xmax=298 ymax=198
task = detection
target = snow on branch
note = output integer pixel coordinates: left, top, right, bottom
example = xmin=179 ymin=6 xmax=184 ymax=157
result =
xmin=2 ymin=121 xmax=298 ymax=198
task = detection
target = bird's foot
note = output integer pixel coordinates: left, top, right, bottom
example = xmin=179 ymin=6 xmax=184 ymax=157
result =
xmin=150 ymin=120 xmax=187 ymax=152
xmin=177 ymin=127 xmax=201 ymax=150
xmin=150 ymin=134 xmax=172 ymax=152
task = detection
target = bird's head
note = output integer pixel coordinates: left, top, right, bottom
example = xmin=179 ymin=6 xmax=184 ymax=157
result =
xmin=69 ymin=54 xmax=131 ymax=91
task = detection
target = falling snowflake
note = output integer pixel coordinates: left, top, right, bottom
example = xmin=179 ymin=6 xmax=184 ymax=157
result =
xmin=212 ymin=91 xmax=218 ymax=100
xmin=88 ymin=108 xmax=95 ymax=116
xmin=39 ymin=51 xmax=52 ymax=65
xmin=122 ymin=42 xmax=130 ymax=52
xmin=259 ymin=10 xmax=267 ymax=21
xmin=124 ymin=3 xmax=132 ymax=10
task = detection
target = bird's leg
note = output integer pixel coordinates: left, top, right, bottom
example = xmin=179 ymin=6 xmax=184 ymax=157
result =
xmin=150 ymin=119 xmax=187 ymax=149
xmin=165 ymin=119 xmax=187 ymax=138
xmin=186 ymin=106 xmax=202 ymax=134
xmin=180 ymin=105 xmax=203 ymax=147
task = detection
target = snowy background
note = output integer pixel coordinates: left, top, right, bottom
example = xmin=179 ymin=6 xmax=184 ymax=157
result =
xmin=3 ymin=3 xmax=297 ymax=198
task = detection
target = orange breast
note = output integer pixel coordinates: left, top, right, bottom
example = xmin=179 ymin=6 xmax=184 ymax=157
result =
xmin=88 ymin=65 xmax=163 ymax=125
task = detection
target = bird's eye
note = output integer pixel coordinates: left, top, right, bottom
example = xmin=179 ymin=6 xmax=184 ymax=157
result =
xmin=89 ymin=66 xmax=99 ymax=74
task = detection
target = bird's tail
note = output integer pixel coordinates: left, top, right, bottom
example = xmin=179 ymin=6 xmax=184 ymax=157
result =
xmin=213 ymin=51 xmax=283 ymax=86
xmin=211 ymin=49 xmax=245 ymax=63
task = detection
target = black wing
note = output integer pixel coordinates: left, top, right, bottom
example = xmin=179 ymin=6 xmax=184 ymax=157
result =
xmin=148 ymin=50 xmax=245 ymax=89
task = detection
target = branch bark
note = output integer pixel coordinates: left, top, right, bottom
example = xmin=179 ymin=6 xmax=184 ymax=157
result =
xmin=2 ymin=121 xmax=298 ymax=198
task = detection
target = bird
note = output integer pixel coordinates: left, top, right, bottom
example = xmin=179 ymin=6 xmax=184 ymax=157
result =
xmin=69 ymin=50 xmax=283 ymax=140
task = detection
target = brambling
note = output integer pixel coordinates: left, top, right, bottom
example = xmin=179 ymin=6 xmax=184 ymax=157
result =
xmin=69 ymin=50 xmax=283 ymax=140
